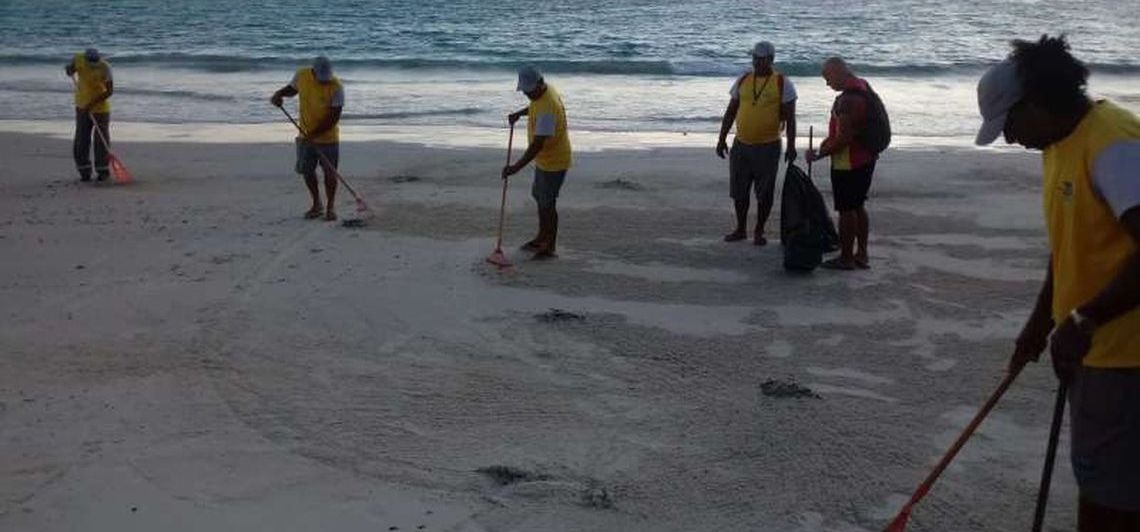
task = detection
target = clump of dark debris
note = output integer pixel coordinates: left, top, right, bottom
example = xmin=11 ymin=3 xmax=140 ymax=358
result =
xmin=760 ymin=379 xmax=821 ymax=399
xmin=535 ymin=308 xmax=586 ymax=323
xmin=581 ymin=486 xmax=613 ymax=509
xmin=595 ymin=179 xmax=643 ymax=191
xmin=477 ymin=465 xmax=550 ymax=486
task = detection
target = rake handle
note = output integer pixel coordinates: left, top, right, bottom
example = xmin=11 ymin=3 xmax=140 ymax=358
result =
xmin=889 ymin=367 xmax=1022 ymax=529
xmin=495 ymin=123 xmax=514 ymax=250
xmin=1031 ymin=382 xmax=1068 ymax=532
xmin=278 ymin=106 xmax=365 ymax=204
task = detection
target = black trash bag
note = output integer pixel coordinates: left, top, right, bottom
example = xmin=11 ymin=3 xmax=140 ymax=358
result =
xmin=780 ymin=164 xmax=839 ymax=272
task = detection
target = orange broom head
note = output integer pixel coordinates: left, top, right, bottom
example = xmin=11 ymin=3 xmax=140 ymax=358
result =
xmin=109 ymin=154 xmax=133 ymax=184
xmin=486 ymin=248 xmax=511 ymax=268
xmin=883 ymin=507 xmax=912 ymax=532
xmin=354 ymin=197 xmax=374 ymax=217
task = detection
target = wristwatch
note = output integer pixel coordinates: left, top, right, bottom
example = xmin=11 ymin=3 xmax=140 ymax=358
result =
xmin=1070 ymin=309 xmax=1098 ymax=336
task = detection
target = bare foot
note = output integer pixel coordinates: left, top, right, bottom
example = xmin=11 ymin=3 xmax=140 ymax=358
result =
xmin=324 ymin=210 xmax=337 ymax=221
xmin=304 ymin=206 xmax=323 ymax=219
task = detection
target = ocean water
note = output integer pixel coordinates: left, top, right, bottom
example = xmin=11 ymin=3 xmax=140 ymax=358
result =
xmin=2 ymin=0 xmax=1138 ymax=146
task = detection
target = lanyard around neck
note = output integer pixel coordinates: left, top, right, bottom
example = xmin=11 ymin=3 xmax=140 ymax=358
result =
xmin=751 ymin=72 xmax=774 ymax=106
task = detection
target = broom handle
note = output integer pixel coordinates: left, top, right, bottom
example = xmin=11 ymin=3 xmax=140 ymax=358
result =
xmin=808 ymin=126 xmax=813 ymax=179
xmin=278 ymin=106 xmax=364 ymax=202
xmin=1031 ymin=382 xmax=1068 ymax=532
xmin=903 ymin=368 xmax=1022 ymax=508
xmin=495 ymin=123 xmax=514 ymax=249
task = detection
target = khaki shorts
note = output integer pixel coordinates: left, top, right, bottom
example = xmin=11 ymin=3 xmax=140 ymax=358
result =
xmin=729 ymin=139 xmax=780 ymax=201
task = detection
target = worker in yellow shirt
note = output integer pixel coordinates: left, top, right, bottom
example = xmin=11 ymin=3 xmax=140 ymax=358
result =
xmin=65 ymin=48 xmax=113 ymax=182
xmin=271 ymin=56 xmax=344 ymax=221
xmin=716 ymin=41 xmax=798 ymax=246
xmin=503 ymin=66 xmax=573 ymax=260
xmin=977 ymin=35 xmax=1140 ymax=530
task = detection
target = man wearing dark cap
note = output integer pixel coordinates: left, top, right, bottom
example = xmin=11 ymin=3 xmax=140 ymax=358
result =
xmin=978 ymin=35 xmax=1140 ymax=531
xmin=271 ymin=56 xmax=345 ymax=221
xmin=503 ymin=66 xmax=573 ymax=259
xmin=65 ymin=48 xmax=114 ymax=182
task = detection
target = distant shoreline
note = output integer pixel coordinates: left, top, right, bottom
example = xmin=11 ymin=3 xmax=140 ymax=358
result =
xmin=0 ymin=119 xmax=1028 ymax=153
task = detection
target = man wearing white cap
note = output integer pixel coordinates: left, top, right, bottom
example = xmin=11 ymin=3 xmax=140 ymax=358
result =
xmin=503 ymin=66 xmax=572 ymax=259
xmin=65 ymin=48 xmax=113 ymax=182
xmin=716 ymin=41 xmax=798 ymax=246
xmin=271 ymin=56 xmax=344 ymax=221
xmin=978 ymin=35 xmax=1140 ymax=530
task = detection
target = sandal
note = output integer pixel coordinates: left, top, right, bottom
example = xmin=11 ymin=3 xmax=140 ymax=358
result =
xmin=304 ymin=208 xmax=323 ymax=219
xmin=724 ymin=230 xmax=746 ymax=242
xmin=821 ymin=257 xmax=857 ymax=271
xmin=324 ymin=210 xmax=337 ymax=222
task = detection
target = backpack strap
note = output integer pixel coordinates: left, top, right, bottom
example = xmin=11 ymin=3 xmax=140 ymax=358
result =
xmin=777 ymin=72 xmax=786 ymax=120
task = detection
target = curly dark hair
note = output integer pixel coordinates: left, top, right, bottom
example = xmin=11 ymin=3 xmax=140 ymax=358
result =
xmin=1010 ymin=34 xmax=1089 ymax=113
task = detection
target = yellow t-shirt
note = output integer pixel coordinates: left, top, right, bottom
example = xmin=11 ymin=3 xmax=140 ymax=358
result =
xmin=73 ymin=53 xmax=112 ymax=114
xmin=527 ymin=85 xmax=572 ymax=172
xmin=1043 ymin=100 xmax=1140 ymax=368
xmin=293 ymin=67 xmax=343 ymax=144
xmin=733 ymin=72 xmax=784 ymax=145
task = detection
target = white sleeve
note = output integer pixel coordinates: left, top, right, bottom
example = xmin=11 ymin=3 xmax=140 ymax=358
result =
xmin=330 ymin=86 xmax=345 ymax=108
xmin=729 ymin=77 xmax=741 ymax=100
xmin=535 ymin=113 xmax=556 ymax=137
xmin=781 ymin=77 xmax=797 ymax=103
xmin=1092 ymin=140 xmax=1140 ymax=218
xmin=288 ymin=72 xmax=299 ymax=90
xmin=104 ymin=63 xmax=113 ymax=83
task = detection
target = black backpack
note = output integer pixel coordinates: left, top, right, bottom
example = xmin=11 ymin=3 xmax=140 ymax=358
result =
xmin=841 ymin=82 xmax=891 ymax=154
xmin=780 ymin=164 xmax=839 ymax=272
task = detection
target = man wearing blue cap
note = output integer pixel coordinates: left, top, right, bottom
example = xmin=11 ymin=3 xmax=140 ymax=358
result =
xmin=503 ymin=66 xmax=573 ymax=259
xmin=65 ymin=48 xmax=114 ymax=182
xmin=978 ymin=35 xmax=1140 ymax=530
xmin=271 ymin=56 xmax=344 ymax=221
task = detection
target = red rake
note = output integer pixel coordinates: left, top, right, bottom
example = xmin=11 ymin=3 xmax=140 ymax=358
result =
xmin=278 ymin=107 xmax=373 ymax=222
xmin=486 ymin=123 xmax=515 ymax=269
xmin=883 ymin=367 xmax=1022 ymax=531
xmin=91 ymin=122 xmax=132 ymax=184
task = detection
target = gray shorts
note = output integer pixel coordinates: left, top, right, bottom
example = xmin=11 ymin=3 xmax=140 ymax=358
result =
xmin=729 ymin=139 xmax=781 ymax=201
xmin=1070 ymin=367 xmax=1140 ymax=511
xmin=295 ymin=139 xmax=339 ymax=176
xmin=532 ymin=168 xmax=567 ymax=209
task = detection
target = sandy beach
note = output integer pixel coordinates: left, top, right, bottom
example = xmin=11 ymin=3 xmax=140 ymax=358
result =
xmin=1 ymin=129 xmax=1076 ymax=531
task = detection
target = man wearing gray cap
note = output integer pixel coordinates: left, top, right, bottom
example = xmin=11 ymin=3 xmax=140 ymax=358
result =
xmin=503 ymin=66 xmax=572 ymax=259
xmin=716 ymin=41 xmax=798 ymax=246
xmin=65 ymin=48 xmax=114 ymax=182
xmin=978 ymin=35 xmax=1140 ymax=530
xmin=271 ymin=56 xmax=344 ymax=221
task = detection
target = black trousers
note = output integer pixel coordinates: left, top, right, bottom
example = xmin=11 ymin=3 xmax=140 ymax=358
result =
xmin=74 ymin=110 xmax=110 ymax=178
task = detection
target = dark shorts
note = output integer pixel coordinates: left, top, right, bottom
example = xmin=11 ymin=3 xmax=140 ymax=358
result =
xmin=830 ymin=160 xmax=876 ymax=211
xmin=295 ymin=140 xmax=339 ymax=176
xmin=729 ymin=140 xmax=781 ymax=201
xmin=532 ymin=168 xmax=567 ymax=209
xmin=1070 ymin=367 xmax=1140 ymax=512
